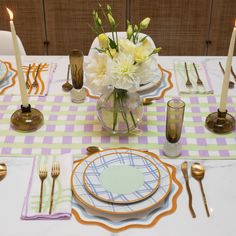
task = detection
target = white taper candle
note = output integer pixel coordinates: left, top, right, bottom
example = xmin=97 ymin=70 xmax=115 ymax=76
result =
xmin=7 ymin=8 xmax=29 ymax=108
xmin=219 ymin=21 xmax=236 ymax=112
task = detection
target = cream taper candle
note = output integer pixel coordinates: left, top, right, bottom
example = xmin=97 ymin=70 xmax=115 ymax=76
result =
xmin=219 ymin=20 xmax=236 ymax=112
xmin=6 ymin=8 xmax=29 ymax=108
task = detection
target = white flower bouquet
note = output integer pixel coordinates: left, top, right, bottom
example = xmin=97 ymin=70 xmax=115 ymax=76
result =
xmin=86 ymin=3 xmax=161 ymax=133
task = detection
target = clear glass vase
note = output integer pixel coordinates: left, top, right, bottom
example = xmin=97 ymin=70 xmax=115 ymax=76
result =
xmin=97 ymin=87 xmax=143 ymax=134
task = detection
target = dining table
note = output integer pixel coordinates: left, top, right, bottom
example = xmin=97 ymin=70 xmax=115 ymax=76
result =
xmin=0 ymin=55 xmax=236 ymax=236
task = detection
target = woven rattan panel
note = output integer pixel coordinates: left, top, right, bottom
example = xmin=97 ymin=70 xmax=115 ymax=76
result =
xmin=44 ymin=0 xmax=127 ymax=55
xmin=208 ymin=0 xmax=236 ymax=56
xmin=129 ymin=0 xmax=211 ymax=55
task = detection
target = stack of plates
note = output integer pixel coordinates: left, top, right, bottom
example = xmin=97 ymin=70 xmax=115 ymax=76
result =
xmin=71 ymin=148 xmax=173 ymax=221
xmin=84 ymin=64 xmax=164 ymax=100
xmin=0 ymin=60 xmax=8 ymax=82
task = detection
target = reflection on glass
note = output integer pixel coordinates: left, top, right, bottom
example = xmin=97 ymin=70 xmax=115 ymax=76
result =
xmin=163 ymin=98 xmax=185 ymax=157
xmin=69 ymin=49 xmax=84 ymax=89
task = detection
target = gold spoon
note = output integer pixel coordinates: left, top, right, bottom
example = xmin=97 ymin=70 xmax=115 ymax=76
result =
xmin=143 ymin=98 xmax=153 ymax=105
xmin=62 ymin=64 xmax=73 ymax=92
xmin=87 ymin=146 xmax=148 ymax=154
xmin=0 ymin=163 xmax=7 ymax=181
xmin=86 ymin=146 xmax=104 ymax=154
xmin=191 ymin=162 xmax=210 ymax=217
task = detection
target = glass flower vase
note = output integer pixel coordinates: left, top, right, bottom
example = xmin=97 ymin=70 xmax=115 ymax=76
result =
xmin=97 ymin=87 xmax=143 ymax=134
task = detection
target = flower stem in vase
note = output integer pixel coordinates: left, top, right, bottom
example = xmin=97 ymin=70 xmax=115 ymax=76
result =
xmin=115 ymin=88 xmax=131 ymax=132
xmin=113 ymin=91 xmax=118 ymax=131
xmin=130 ymin=111 xmax=137 ymax=128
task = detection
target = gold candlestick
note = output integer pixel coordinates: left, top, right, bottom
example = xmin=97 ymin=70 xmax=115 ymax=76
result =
xmin=11 ymin=104 xmax=44 ymax=132
xmin=205 ymin=109 xmax=235 ymax=134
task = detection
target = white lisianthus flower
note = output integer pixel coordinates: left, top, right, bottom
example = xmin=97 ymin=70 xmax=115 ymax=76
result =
xmin=109 ymin=52 xmax=140 ymax=91
xmin=136 ymin=56 xmax=160 ymax=84
xmin=134 ymin=39 xmax=154 ymax=63
xmin=134 ymin=46 xmax=150 ymax=63
xmin=85 ymin=52 xmax=110 ymax=93
xmin=98 ymin=33 xmax=109 ymax=48
xmin=106 ymin=47 xmax=117 ymax=58
xmin=119 ymin=39 xmax=136 ymax=56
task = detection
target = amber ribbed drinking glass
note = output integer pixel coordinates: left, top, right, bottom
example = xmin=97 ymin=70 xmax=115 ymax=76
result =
xmin=69 ymin=49 xmax=84 ymax=89
xmin=163 ymin=98 xmax=185 ymax=157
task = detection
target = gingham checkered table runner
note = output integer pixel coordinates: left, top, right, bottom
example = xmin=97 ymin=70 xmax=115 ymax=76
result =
xmin=0 ymin=95 xmax=235 ymax=159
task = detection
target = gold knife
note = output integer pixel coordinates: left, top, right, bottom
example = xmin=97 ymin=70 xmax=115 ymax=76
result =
xmin=181 ymin=161 xmax=196 ymax=218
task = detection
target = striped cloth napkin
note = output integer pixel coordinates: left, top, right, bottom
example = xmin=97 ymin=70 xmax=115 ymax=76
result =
xmin=174 ymin=61 xmax=213 ymax=94
xmin=21 ymin=154 xmax=73 ymax=220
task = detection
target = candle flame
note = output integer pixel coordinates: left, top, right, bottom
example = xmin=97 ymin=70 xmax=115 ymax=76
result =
xmin=6 ymin=8 xmax=13 ymax=20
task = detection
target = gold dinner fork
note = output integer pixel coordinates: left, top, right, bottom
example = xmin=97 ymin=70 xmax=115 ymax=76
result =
xmin=32 ymin=64 xmax=41 ymax=88
xmin=49 ymin=162 xmax=60 ymax=214
xmin=219 ymin=62 xmax=235 ymax=88
xmin=184 ymin=62 xmax=193 ymax=88
xmin=193 ymin=63 xmax=204 ymax=87
xmin=38 ymin=166 xmax=48 ymax=213
xmin=231 ymin=66 xmax=236 ymax=82
xmin=25 ymin=64 xmax=31 ymax=89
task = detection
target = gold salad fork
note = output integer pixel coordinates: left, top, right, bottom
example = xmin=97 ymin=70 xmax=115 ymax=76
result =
xmin=39 ymin=167 xmax=48 ymax=213
xmin=49 ymin=162 xmax=60 ymax=214
xmin=184 ymin=62 xmax=193 ymax=88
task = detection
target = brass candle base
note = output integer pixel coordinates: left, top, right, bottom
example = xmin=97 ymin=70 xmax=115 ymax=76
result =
xmin=11 ymin=104 xmax=44 ymax=132
xmin=205 ymin=109 xmax=235 ymax=134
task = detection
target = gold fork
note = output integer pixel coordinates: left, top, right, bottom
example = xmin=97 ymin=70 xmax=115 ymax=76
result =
xmin=219 ymin=62 xmax=235 ymax=88
xmin=184 ymin=62 xmax=193 ymax=88
xmin=32 ymin=64 xmax=41 ymax=87
xmin=38 ymin=166 xmax=47 ymax=213
xmin=193 ymin=63 xmax=204 ymax=86
xmin=49 ymin=162 xmax=60 ymax=214
xmin=25 ymin=64 xmax=31 ymax=89
xmin=231 ymin=66 xmax=236 ymax=82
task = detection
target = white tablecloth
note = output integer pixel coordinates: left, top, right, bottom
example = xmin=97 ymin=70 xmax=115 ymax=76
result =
xmin=0 ymin=55 xmax=236 ymax=236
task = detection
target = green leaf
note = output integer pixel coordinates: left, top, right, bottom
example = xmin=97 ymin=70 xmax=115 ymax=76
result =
xmin=139 ymin=35 xmax=148 ymax=42
xmin=109 ymin=38 xmax=117 ymax=49
xmin=94 ymin=47 xmax=106 ymax=53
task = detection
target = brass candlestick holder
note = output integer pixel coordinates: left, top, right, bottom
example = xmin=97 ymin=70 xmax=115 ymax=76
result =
xmin=205 ymin=109 xmax=235 ymax=134
xmin=11 ymin=104 xmax=44 ymax=132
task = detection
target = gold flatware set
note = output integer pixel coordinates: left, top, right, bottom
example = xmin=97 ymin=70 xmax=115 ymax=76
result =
xmin=184 ymin=62 xmax=205 ymax=89
xmin=25 ymin=63 xmax=41 ymax=89
xmin=38 ymin=162 xmax=60 ymax=214
xmin=181 ymin=161 xmax=210 ymax=218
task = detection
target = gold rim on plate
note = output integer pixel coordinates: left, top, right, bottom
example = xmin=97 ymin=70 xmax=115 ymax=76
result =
xmin=82 ymin=152 xmax=161 ymax=204
xmin=71 ymin=148 xmax=172 ymax=216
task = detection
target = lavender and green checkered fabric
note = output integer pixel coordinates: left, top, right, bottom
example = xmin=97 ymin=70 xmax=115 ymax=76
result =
xmin=0 ymin=95 xmax=235 ymax=159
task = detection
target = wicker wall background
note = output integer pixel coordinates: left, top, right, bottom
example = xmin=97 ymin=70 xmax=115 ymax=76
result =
xmin=0 ymin=0 xmax=235 ymax=56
